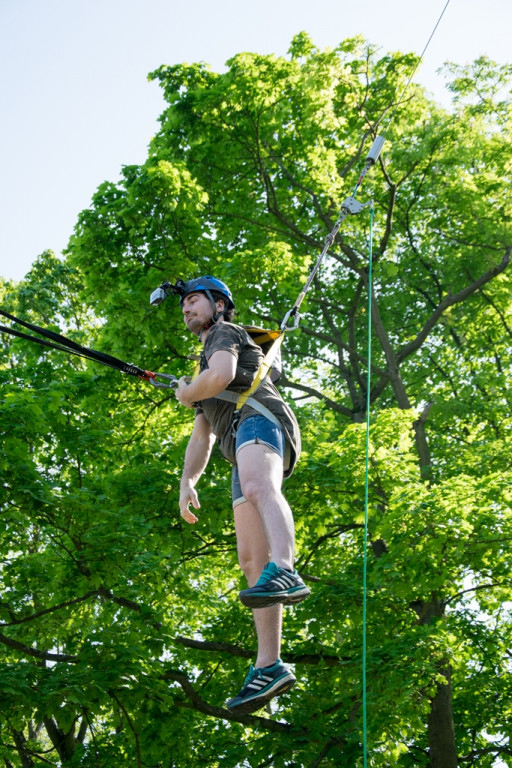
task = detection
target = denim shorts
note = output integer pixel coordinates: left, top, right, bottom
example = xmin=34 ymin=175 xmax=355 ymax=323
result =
xmin=231 ymin=414 xmax=285 ymax=507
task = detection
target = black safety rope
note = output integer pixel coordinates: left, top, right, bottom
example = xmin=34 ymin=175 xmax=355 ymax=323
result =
xmin=0 ymin=308 xmax=177 ymax=389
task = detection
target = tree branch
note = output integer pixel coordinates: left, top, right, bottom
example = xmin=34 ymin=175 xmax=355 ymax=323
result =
xmin=459 ymin=745 xmax=512 ymax=763
xmin=173 ymin=636 xmax=348 ymax=667
xmin=279 ymin=374 xmax=354 ymax=417
xmin=174 ymin=636 xmax=252 ymax=659
xmin=0 ymin=591 xmax=98 ymax=628
xmin=161 ymin=668 xmax=294 ymax=732
xmin=378 ymin=180 xmax=397 ymax=255
xmin=398 ymin=247 xmax=511 ymax=364
xmin=0 ymin=633 xmax=77 ymax=663
xmin=108 ymin=690 xmax=141 ymax=768
xmin=443 ymin=581 xmax=508 ymax=606
xmin=293 ymin=315 xmax=386 ymax=374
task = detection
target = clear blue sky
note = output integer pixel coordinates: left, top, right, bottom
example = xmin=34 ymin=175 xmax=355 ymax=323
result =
xmin=1 ymin=0 xmax=510 ymax=282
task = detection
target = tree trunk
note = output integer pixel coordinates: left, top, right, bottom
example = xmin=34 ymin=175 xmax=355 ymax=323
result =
xmin=43 ymin=717 xmax=76 ymax=763
xmin=10 ymin=729 xmax=34 ymax=768
xmin=412 ymin=597 xmax=458 ymax=767
xmin=428 ymin=667 xmax=458 ymax=768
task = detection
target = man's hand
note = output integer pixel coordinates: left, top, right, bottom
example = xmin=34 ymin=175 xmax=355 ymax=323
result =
xmin=179 ymin=484 xmax=200 ymax=524
xmin=175 ymin=377 xmax=195 ymax=408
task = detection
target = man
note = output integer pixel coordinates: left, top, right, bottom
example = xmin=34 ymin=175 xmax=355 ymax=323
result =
xmin=173 ymin=276 xmax=309 ymax=714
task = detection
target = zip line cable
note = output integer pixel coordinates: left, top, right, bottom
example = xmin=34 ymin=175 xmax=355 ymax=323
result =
xmin=384 ymin=0 xmax=452 ymax=134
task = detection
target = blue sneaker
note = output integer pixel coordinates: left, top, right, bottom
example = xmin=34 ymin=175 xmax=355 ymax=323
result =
xmin=226 ymin=660 xmax=296 ymax=714
xmin=239 ymin=562 xmax=311 ymax=608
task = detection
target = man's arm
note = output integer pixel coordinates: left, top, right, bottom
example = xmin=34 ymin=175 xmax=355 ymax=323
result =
xmin=175 ymin=350 xmax=236 ymax=408
xmin=179 ymin=412 xmax=216 ymax=524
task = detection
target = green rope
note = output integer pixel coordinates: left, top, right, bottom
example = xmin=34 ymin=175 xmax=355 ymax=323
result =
xmin=362 ymin=200 xmax=375 ymax=765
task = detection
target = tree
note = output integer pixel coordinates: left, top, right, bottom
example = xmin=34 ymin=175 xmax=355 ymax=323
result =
xmin=0 ymin=34 xmax=511 ymax=767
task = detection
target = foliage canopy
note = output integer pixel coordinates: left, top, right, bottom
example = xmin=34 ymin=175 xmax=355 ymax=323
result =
xmin=0 ymin=33 xmax=511 ymax=768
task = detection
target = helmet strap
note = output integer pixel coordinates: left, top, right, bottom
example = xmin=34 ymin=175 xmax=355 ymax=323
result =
xmin=200 ymin=289 xmax=222 ymax=337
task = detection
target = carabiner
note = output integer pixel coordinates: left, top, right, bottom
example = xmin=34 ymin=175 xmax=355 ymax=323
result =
xmin=280 ymin=307 xmax=301 ymax=332
xmin=147 ymin=372 xmax=179 ymax=389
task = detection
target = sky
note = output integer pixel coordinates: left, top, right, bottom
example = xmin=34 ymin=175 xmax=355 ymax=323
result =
xmin=1 ymin=0 xmax=511 ymax=283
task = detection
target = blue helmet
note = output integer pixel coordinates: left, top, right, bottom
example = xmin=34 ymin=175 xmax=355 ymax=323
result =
xmin=149 ymin=276 xmax=235 ymax=318
xmin=176 ymin=276 xmax=235 ymax=309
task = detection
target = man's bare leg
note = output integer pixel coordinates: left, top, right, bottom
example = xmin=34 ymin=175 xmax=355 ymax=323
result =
xmin=234 ymin=499 xmax=283 ymax=668
xmin=236 ymin=443 xmax=295 ymax=570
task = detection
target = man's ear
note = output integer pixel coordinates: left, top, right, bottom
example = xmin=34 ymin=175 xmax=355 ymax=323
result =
xmin=216 ymin=299 xmax=226 ymax=315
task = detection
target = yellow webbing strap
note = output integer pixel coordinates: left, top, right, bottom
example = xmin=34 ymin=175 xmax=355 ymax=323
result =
xmin=235 ymin=331 xmax=285 ymax=411
xmin=191 ymin=361 xmax=201 ymax=382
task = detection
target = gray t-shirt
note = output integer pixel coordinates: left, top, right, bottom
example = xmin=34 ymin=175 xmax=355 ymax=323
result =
xmin=196 ymin=322 xmax=301 ymax=477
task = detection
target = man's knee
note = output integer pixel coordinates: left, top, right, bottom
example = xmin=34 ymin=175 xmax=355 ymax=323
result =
xmin=241 ymin=473 xmax=285 ymax=506
xmin=237 ymin=546 xmax=269 ymax=587
xmin=239 ymin=477 xmax=264 ymax=507
xmin=236 ymin=443 xmax=284 ymax=506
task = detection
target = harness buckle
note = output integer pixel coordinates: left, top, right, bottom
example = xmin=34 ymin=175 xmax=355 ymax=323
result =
xmin=231 ymin=410 xmax=242 ymax=439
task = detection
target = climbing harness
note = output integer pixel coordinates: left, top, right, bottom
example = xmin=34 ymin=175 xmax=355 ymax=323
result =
xmin=179 ymin=323 xmax=285 ymax=433
xmin=243 ymin=327 xmax=283 ymax=384
xmin=0 ymin=307 xmax=178 ymax=390
xmin=202 ymin=327 xmax=286 ymax=434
